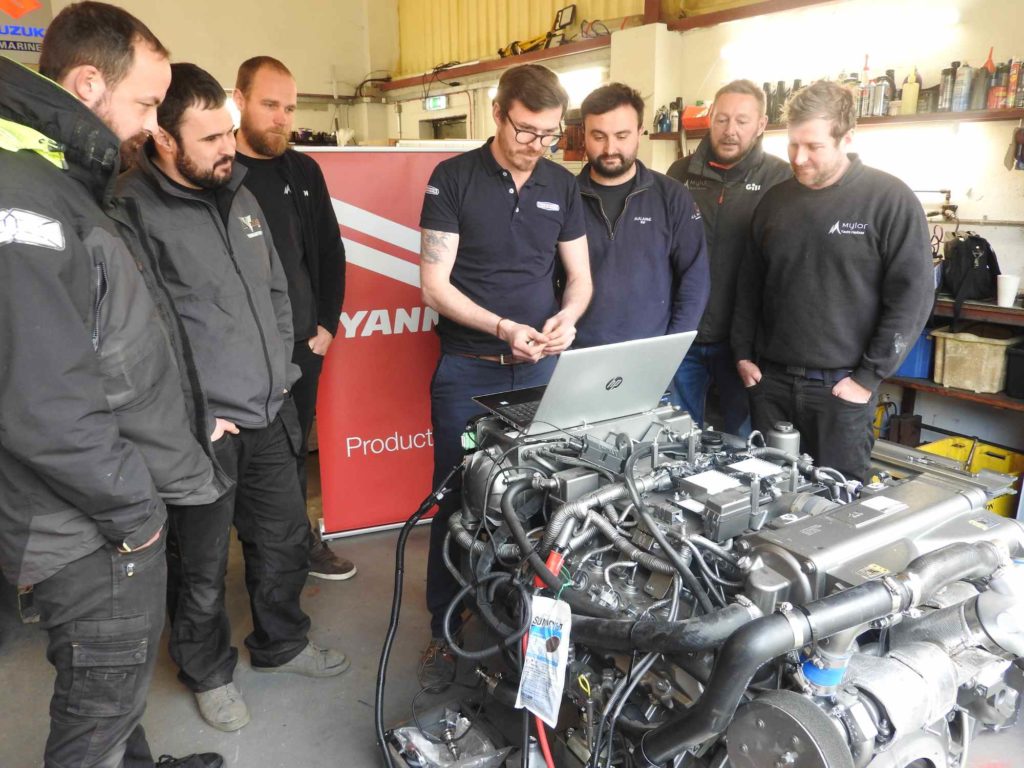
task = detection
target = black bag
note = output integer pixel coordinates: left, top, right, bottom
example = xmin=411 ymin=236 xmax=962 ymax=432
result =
xmin=941 ymin=232 xmax=1000 ymax=329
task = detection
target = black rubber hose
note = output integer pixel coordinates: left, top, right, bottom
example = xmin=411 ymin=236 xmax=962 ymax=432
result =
xmin=570 ymin=603 xmax=756 ymax=654
xmin=375 ymin=465 xmax=460 ymax=768
xmin=443 ymin=572 xmax=531 ymax=660
xmin=499 ymin=477 xmax=617 ymax=619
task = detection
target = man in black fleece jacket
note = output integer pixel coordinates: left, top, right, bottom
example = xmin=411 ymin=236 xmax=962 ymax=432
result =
xmin=731 ymin=80 xmax=933 ymax=482
xmin=667 ymin=80 xmax=790 ymax=435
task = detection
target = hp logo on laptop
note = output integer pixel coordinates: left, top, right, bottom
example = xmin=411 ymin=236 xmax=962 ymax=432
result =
xmin=605 ymin=376 xmax=623 ymax=391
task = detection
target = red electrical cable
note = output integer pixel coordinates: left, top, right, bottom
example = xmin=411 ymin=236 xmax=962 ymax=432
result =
xmin=522 ymin=634 xmax=556 ymax=768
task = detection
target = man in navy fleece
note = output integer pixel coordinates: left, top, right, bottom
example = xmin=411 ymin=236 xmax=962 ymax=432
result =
xmin=574 ymin=83 xmax=709 ymax=349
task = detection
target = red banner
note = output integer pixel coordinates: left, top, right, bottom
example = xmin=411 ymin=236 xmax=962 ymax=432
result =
xmin=310 ymin=148 xmax=462 ymax=535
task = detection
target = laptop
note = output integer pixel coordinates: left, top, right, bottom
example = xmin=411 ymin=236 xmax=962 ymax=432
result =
xmin=472 ymin=331 xmax=697 ymax=436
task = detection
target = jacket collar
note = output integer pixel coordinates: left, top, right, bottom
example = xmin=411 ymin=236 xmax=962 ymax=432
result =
xmin=576 ymin=158 xmax=653 ymax=194
xmin=133 ymin=139 xmax=247 ymax=201
xmin=0 ymin=56 xmax=121 ymax=204
xmin=688 ymin=133 xmax=768 ymax=182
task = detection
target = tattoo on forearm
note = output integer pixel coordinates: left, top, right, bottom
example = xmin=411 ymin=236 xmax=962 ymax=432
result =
xmin=422 ymin=231 xmax=451 ymax=264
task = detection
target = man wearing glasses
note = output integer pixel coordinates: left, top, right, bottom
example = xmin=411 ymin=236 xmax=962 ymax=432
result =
xmin=417 ymin=63 xmax=591 ymax=689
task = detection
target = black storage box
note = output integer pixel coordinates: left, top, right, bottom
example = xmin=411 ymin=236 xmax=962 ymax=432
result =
xmin=1007 ymin=341 xmax=1024 ymax=399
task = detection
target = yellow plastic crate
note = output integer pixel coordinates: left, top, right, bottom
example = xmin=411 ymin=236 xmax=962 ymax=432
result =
xmin=920 ymin=437 xmax=1024 ymax=517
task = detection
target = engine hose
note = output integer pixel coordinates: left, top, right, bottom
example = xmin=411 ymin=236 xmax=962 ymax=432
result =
xmin=636 ymin=540 xmax=1010 ymax=766
xmin=570 ymin=602 xmax=759 ymax=654
xmin=499 ymin=478 xmax=617 ymax=619
xmin=472 ymin=535 xmax=526 ymax=638
xmin=541 ymin=483 xmax=634 ymax=552
xmin=444 ymin=571 xmax=531 ymax=659
xmin=576 ymin=509 xmax=677 ymax=575
xmin=449 ymin=511 xmax=521 ymax=560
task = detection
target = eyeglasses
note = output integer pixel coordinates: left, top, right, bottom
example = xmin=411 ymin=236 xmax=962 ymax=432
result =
xmin=505 ymin=114 xmax=563 ymax=147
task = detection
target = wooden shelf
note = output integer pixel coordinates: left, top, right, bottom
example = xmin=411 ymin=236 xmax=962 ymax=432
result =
xmin=649 ymin=108 xmax=1024 ymax=143
xmin=933 ymin=297 xmax=1024 ymax=328
xmin=888 ymin=377 xmax=1024 ymax=413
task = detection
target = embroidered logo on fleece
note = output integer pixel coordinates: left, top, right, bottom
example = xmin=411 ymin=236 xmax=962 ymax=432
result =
xmin=828 ymin=220 xmax=868 ymax=236
xmin=0 ymin=208 xmax=65 ymax=251
xmin=536 ymin=201 xmax=560 ymax=211
xmin=238 ymin=214 xmax=265 ymax=239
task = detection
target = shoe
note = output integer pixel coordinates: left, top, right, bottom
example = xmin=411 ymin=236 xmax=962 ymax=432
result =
xmin=156 ymin=754 xmax=224 ymax=768
xmin=251 ymin=642 xmax=350 ymax=678
xmin=195 ymin=682 xmax=250 ymax=732
xmin=417 ymin=637 xmax=457 ymax=691
xmin=309 ymin=539 xmax=357 ymax=581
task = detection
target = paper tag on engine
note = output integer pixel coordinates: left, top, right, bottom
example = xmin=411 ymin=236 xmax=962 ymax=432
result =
xmin=515 ymin=595 xmax=571 ymax=727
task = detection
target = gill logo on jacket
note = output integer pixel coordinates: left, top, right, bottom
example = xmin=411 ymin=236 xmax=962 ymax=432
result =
xmin=238 ymin=214 xmax=264 ymax=239
xmin=0 ymin=208 xmax=65 ymax=251
xmin=828 ymin=220 xmax=868 ymax=236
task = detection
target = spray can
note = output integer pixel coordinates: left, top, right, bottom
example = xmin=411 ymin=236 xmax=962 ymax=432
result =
xmin=938 ymin=67 xmax=955 ymax=111
xmin=870 ymin=79 xmax=890 ymax=116
xmin=970 ymin=67 xmax=990 ymax=110
xmin=767 ymin=422 xmax=801 ymax=456
xmin=951 ymin=63 xmax=974 ymax=112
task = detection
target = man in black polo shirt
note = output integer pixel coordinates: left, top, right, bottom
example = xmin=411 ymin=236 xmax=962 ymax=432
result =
xmin=232 ymin=56 xmax=354 ymax=581
xmin=418 ymin=63 xmax=591 ymax=688
xmin=732 ymin=80 xmax=932 ymax=482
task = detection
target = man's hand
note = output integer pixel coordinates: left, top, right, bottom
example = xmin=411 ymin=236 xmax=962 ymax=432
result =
xmin=737 ymin=360 xmax=762 ymax=388
xmin=498 ymin=319 xmax=548 ymax=362
xmin=540 ymin=310 xmax=577 ymax=356
xmin=832 ymin=376 xmax=872 ymax=404
xmin=211 ymin=418 xmax=239 ymax=442
xmin=308 ymin=325 xmax=334 ymax=356
xmin=133 ymin=528 xmax=162 ymax=552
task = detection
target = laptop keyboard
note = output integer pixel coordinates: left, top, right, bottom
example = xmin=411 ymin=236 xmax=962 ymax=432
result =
xmin=496 ymin=400 xmax=541 ymax=425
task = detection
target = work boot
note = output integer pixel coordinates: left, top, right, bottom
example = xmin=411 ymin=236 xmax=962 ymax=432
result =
xmin=308 ymin=530 xmax=357 ymax=581
xmin=155 ymin=754 xmax=224 ymax=767
xmin=417 ymin=637 xmax=457 ymax=691
xmin=194 ymin=682 xmax=250 ymax=732
xmin=251 ymin=642 xmax=350 ymax=677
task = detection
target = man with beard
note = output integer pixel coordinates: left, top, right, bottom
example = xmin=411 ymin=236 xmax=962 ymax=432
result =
xmin=574 ymin=82 xmax=708 ymax=348
xmin=232 ymin=57 xmax=353 ymax=581
xmin=119 ymin=63 xmax=349 ymax=733
xmin=0 ymin=4 xmax=225 ymax=766
xmin=732 ymin=80 xmax=933 ymax=482
xmin=417 ymin=63 xmax=591 ymax=689
xmin=666 ymin=80 xmax=791 ymax=436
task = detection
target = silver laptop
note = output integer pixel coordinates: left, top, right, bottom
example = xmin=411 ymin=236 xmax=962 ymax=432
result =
xmin=472 ymin=331 xmax=697 ymax=436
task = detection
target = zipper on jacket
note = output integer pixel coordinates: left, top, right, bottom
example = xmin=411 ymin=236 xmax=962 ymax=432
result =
xmin=203 ymin=204 xmax=277 ymax=426
xmin=91 ymin=262 xmax=108 ymax=351
xmin=581 ymin=186 xmax=648 ymax=241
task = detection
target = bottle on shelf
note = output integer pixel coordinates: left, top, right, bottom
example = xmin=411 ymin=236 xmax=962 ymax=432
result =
xmin=773 ymin=80 xmax=788 ymax=123
xmin=951 ymin=62 xmax=973 ymax=112
xmin=938 ymin=66 xmax=955 ymax=111
xmin=970 ymin=65 xmax=990 ymax=110
xmin=901 ymin=67 xmax=920 ymax=115
xmin=987 ymin=63 xmax=1008 ymax=110
xmin=858 ymin=54 xmax=872 ymax=117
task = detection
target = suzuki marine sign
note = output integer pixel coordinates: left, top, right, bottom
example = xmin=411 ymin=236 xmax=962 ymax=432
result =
xmin=0 ymin=0 xmax=51 ymax=64
xmin=309 ymin=148 xmax=463 ymax=535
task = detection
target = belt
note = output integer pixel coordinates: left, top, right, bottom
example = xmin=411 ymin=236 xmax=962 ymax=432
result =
xmin=763 ymin=360 xmax=853 ymax=385
xmin=451 ymin=351 xmax=527 ymax=366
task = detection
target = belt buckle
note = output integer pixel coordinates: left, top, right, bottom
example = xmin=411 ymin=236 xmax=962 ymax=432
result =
xmin=499 ymin=354 xmax=509 ymax=365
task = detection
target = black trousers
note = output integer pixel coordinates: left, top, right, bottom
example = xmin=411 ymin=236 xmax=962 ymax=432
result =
xmin=166 ymin=493 xmax=236 ymax=693
xmin=290 ymin=341 xmax=325 ymax=503
xmin=33 ymin=537 xmax=166 ymax=768
xmin=747 ymin=369 xmax=876 ymax=483
xmin=427 ymin=353 xmax=556 ymax=637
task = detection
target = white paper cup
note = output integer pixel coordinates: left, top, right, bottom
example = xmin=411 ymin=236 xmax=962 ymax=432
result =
xmin=997 ymin=274 xmax=1021 ymax=307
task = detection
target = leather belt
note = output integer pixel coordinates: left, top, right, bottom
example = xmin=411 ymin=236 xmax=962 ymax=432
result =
xmin=451 ymin=352 xmax=527 ymax=366
xmin=763 ymin=360 xmax=853 ymax=385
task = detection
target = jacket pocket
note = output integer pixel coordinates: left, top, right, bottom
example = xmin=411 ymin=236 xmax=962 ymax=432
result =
xmin=91 ymin=262 xmax=108 ymax=352
xmin=67 ymin=618 xmax=149 ymax=717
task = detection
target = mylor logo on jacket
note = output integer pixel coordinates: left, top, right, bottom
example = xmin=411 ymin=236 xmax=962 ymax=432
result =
xmin=828 ymin=219 xmax=869 ymax=236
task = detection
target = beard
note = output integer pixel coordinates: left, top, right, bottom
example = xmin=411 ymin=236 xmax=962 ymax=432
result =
xmin=175 ymin=148 xmax=233 ymax=190
xmin=590 ymin=151 xmax=637 ymax=180
xmin=239 ymin=115 xmax=289 ymax=158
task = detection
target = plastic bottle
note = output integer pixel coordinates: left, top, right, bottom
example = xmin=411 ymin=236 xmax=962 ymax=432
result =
xmin=951 ymin=62 xmax=973 ymax=112
xmin=987 ymin=63 xmax=1008 ymax=109
xmin=669 ymin=103 xmax=680 ymax=133
xmin=901 ymin=67 xmax=920 ymax=115
xmin=859 ymin=55 xmax=872 ymax=117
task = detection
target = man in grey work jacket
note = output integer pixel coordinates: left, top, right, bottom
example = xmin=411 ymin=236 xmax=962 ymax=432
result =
xmin=574 ymin=82 xmax=709 ymax=348
xmin=0 ymin=4 xmax=226 ymax=767
xmin=119 ymin=63 xmax=348 ymax=734
xmin=667 ymin=79 xmax=791 ymax=435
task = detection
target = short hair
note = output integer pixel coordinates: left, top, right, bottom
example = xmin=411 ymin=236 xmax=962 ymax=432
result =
xmin=786 ymin=80 xmax=856 ymax=140
xmin=494 ymin=64 xmax=568 ymax=117
xmin=157 ymin=63 xmax=227 ymax=142
xmin=39 ymin=2 xmax=168 ymax=88
xmin=235 ymin=56 xmax=293 ymax=97
xmin=713 ymin=79 xmax=766 ymax=116
xmin=580 ymin=83 xmax=645 ymax=126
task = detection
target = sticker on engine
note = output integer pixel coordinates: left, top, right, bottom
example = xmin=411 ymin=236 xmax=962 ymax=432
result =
xmin=969 ymin=518 xmax=996 ymax=531
xmin=516 ymin=595 xmax=571 ymax=728
xmin=859 ymin=496 xmax=908 ymax=513
xmin=856 ymin=563 xmax=891 ymax=579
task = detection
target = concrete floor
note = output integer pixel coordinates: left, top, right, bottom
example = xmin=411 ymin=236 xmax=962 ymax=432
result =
xmin=1 ymin=460 xmax=1023 ymax=767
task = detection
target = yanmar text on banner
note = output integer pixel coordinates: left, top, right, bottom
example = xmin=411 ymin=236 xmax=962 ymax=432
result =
xmin=0 ymin=0 xmax=51 ymax=64
xmin=308 ymin=147 xmax=465 ymax=535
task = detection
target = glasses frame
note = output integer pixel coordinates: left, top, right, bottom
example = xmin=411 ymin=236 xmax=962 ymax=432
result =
xmin=505 ymin=114 xmax=563 ymax=147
